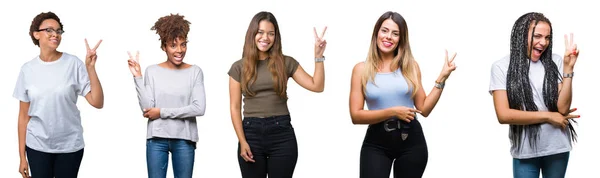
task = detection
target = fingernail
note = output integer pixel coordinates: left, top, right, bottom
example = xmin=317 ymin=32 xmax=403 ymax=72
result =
xmin=574 ymin=108 xmax=577 ymax=111
xmin=578 ymin=115 xmax=580 ymax=118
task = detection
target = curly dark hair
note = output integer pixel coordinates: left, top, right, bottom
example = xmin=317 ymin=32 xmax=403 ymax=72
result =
xmin=29 ymin=11 xmax=63 ymax=46
xmin=151 ymin=13 xmax=191 ymax=48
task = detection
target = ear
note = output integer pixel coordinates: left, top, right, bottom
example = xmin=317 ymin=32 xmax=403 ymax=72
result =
xmin=33 ymin=31 xmax=41 ymax=40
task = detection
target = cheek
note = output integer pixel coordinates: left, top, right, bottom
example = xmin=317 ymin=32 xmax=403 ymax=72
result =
xmin=255 ymin=34 xmax=262 ymax=41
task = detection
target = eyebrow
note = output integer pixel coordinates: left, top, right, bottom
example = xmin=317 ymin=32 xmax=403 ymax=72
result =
xmin=381 ymin=27 xmax=399 ymax=32
xmin=258 ymin=29 xmax=275 ymax=32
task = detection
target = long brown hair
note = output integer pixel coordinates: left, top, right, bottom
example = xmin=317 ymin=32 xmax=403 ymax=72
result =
xmin=362 ymin=11 xmax=419 ymax=97
xmin=241 ymin=11 xmax=287 ymax=98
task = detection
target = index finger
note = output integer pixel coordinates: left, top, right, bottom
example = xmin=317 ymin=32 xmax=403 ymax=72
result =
xmin=93 ymin=39 xmax=103 ymax=50
xmin=85 ymin=38 xmax=91 ymax=50
xmin=313 ymin=27 xmax=318 ymax=39
xmin=127 ymin=51 xmax=133 ymax=59
xmin=566 ymin=114 xmax=580 ymax=119
xmin=410 ymin=108 xmax=422 ymax=113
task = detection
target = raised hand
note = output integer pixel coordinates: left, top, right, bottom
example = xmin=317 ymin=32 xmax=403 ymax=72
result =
xmin=127 ymin=51 xmax=142 ymax=77
xmin=563 ymin=33 xmax=579 ymax=72
xmin=440 ymin=49 xmax=457 ymax=79
xmin=314 ymin=26 xmax=327 ymax=58
xmin=85 ymin=39 xmax=102 ymax=67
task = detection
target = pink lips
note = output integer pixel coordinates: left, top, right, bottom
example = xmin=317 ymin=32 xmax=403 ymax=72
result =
xmin=383 ymin=41 xmax=393 ymax=47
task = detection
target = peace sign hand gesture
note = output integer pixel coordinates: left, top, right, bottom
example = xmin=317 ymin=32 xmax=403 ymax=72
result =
xmin=127 ymin=51 xmax=142 ymax=77
xmin=85 ymin=39 xmax=102 ymax=68
xmin=314 ymin=26 xmax=327 ymax=58
xmin=440 ymin=49 xmax=457 ymax=79
xmin=563 ymin=33 xmax=579 ymax=73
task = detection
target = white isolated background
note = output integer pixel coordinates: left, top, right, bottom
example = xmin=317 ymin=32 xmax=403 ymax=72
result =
xmin=0 ymin=0 xmax=597 ymax=177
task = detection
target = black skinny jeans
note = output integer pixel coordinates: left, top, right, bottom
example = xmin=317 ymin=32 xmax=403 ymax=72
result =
xmin=238 ymin=115 xmax=298 ymax=178
xmin=26 ymin=146 xmax=84 ymax=178
xmin=360 ymin=118 xmax=429 ymax=178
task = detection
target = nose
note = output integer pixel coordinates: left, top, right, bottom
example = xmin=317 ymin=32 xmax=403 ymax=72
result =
xmin=539 ymin=39 xmax=548 ymax=46
xmin=384 ymin=32 xmax=392 ymax=39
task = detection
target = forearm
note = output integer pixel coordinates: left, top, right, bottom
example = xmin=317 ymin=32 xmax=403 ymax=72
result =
xmin=311 ymin=62 xmax=325 ymax=92
xmin=351 ymin=109 xmax=394 ymax=125
xmin=557 ymin=78 xmax=573 ymax=115
xmin=160 ymin=102 xmax=205 ymax=118
xmin=417 ymin=75 xmax=446 ymax=117
xmin=230 ymin=108 xmax=247 ymax=143
xmin=18 ymin=115 xmax=29 ymax=160
xmin=496 ymin=109 xmax=552 ymax=125
xmin=87 ymin=66 xmax=104 ymax=108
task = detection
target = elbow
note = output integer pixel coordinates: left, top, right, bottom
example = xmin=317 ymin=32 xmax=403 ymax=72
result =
xmin=420 ymin=111 xmax=430 ymax=118
xmin=350 ymin=113 xmax=362 ymax=125
xmin=496 ymin=114 xmax=509 ymax=124
xmin=557 ymin=106 xmax=569 ymax=116
xmin=194 ymin=103 xmax=206 ymax=116
xmin=312 ymin=85 xmax=325 ymax=93
xmin=93 ymin=103 xmax=104 ymax=109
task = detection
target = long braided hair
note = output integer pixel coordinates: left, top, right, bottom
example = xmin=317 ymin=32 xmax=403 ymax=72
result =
xmin=507 ymin=12 xmax=577 ymax=151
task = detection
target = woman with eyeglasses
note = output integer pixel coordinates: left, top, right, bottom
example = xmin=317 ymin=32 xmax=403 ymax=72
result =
xmin=348 ymin=11 xmax=457 ymax=178
xmin=14 ymin=11 xmax=104 ymax=178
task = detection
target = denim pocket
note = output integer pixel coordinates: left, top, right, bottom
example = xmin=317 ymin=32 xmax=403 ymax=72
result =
xmin=276 ymin=119 xmax=293 ymax=130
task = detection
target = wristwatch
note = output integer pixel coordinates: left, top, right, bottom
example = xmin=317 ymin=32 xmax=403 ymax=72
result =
xmin=563 ymin=72 xmax=574 ymax=78
xmin=315 ymin=56 xmax=325 ymax=62
xmin=434 ymin=81 xmax=445 ymax=89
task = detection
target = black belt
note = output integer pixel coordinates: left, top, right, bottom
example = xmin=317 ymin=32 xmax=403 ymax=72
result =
xmin=382 ymin=117 xmax=411 ymax=140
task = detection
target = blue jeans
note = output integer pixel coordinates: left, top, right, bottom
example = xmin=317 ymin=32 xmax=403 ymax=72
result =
xmin=513 ymin=152 xmax=570 ymax=178
xmin=146 ymin=138 xmax=196 ymax=178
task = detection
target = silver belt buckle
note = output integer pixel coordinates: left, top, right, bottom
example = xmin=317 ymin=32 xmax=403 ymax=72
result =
xmin=383 ymin=119 xmax=401 ymax=132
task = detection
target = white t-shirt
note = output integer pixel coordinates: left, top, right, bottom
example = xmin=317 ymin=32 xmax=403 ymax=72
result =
xmin=489 ymin=53 xmax=572 ymax=159
xmin=13 ymin=52 xmax=91 ymax=153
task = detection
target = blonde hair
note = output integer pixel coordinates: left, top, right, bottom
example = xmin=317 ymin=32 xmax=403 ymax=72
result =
xmin=362 ymin=11 xmax=419 ymax=98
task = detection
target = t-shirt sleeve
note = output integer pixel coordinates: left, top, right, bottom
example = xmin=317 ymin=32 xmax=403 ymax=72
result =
xmin=489 ymin=60 xmax=507 ymax=95
xmin=13 ymin=67 xmax=30 ymax=102
xmin=228 ymin=60 xmax=242 ymax=82
xmin=554 ymin=54 xmax=564 ymax=84
xmin=285 ymin=56 xmax=300 ymax=77
xmin=76 ymin=59 xmax=92 ymax=96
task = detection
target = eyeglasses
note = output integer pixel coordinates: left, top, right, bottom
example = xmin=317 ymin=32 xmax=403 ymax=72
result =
xmin=37 ymin=28 xmax=65 ymax=35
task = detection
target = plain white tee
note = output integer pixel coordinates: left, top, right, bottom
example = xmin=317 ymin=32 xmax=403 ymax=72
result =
xmin=489 ymin=53 xmax=572 ymax=159
xmin=13 ymin=52 xmax=91 ymax=153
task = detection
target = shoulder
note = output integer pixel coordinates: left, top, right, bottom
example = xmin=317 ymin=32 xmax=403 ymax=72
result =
xmin=62 ymin=52 xmax=83 ymax=65
xmin=492 ymin=54 xmax=510 ymax=70
xmin=283 ymin=55 xmax=299 ymax=65
xmin=190 ymin=64 xmax=204 ymax=74
xmin=231 ymin=59 xmax=243 ymax=68
xmin=144 ymin=64 xmax=161 ymax=74
xmin=353 ymin=61 xmax=365 ymax=72
xmin=20 ymin=56 xmax=39 ymax=70
xmin=551 ymin=53 xmax=562 ymax=64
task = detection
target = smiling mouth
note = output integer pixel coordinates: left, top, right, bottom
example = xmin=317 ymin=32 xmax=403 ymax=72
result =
xmin=532 ymin=46 xmax=544 ymax=55
xmin=382 ymin=41 xmax=393 ymax=47
xmin=174 ymin=54 xmax=183 ymax=61
xmin=259 ymin=41 xmax=270 ymax=47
